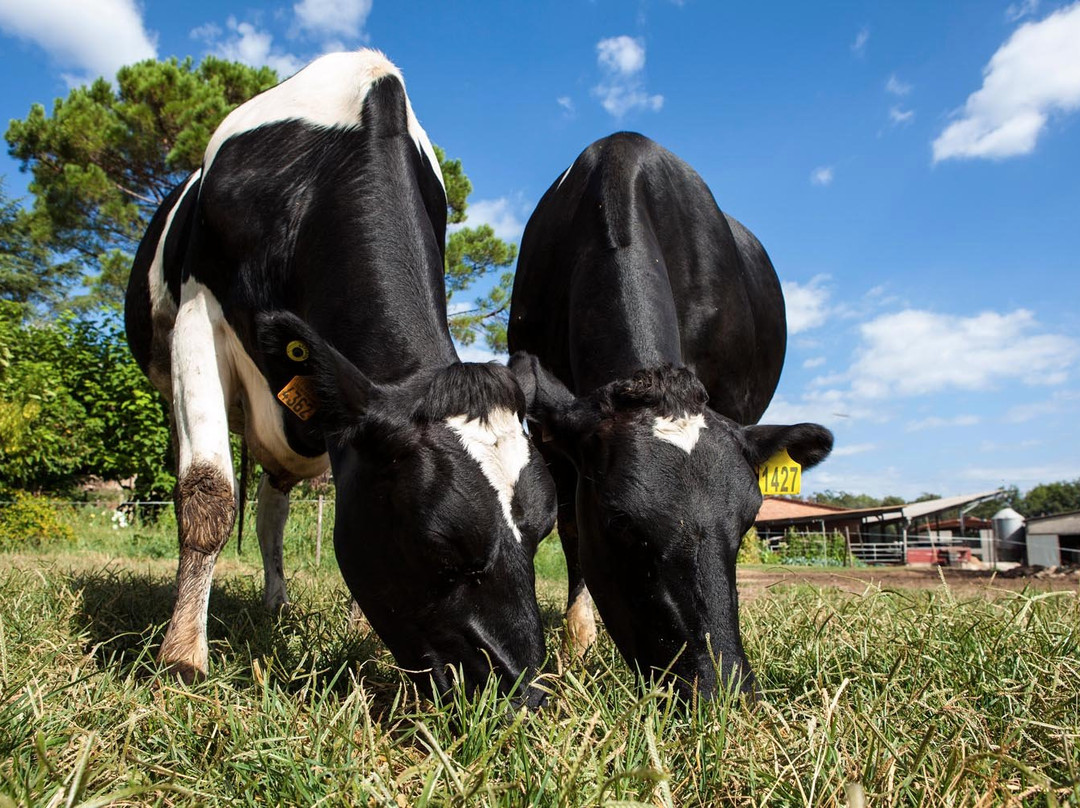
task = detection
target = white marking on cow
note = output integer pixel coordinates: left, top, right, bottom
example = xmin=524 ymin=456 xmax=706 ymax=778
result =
xmin=202 ymin=49 xmax=445 ymax=191
xmin=148 ymin=170 xmax=201 ymax=319
xmin=171 ymin=280 xmax=234 ymax=482
xmin=556 ymin=163 xmax=573 ymax=189
xmin=447 ymin=408 xmax=531 ymax=542
xmin=172 ymin=279 xmax=329 ymax=482
xmin=653 ymin=413 xmax=708 ymax=454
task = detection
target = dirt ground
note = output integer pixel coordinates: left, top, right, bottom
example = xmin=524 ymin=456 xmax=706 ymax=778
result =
xmin=736 ymin=564 xmax=1080 ymax=601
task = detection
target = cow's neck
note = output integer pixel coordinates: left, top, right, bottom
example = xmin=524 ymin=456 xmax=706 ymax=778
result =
xmin=568 ymin=250 xmax=684 ymax=393
xmin=304 ymin=141 xmax=458 ymax=384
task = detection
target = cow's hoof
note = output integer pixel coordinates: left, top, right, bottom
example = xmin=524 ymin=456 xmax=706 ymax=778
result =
xmin=161 ymin=658 xmax=207 ymax=685
xmin=264 ymin=598 xmax=291 ymax=616
xmin=565 ymin=600 xmax=598 ymax=657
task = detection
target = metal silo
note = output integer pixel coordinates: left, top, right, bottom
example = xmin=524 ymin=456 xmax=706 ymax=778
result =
xmin=991 ymin=507 xmax=1025 ymax=564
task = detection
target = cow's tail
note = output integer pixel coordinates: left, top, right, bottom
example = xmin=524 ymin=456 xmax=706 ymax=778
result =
xmin=237 ymin=439 xmax=249 ymax=555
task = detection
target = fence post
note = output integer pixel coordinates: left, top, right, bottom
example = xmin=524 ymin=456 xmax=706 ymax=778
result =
xmin=845 ymin=527 xmax=852 ymax=567
xmin=316 ymin=494 xmax=324 ymax=565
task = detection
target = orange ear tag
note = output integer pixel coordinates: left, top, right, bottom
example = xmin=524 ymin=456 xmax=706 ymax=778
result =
xmin=276 ymin=376 xmax=318 ymax=421
xmin=757 ymin=448 xmax=802 ymax=495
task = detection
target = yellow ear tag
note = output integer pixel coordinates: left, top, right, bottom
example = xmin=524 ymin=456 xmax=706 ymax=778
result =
xmin=758 ymin=447 xmax=801 ymax=495
xmin=276 ymin=376 xmax=317 ymax=420
xmin=286 ymin=340 xmax=309 ymax=362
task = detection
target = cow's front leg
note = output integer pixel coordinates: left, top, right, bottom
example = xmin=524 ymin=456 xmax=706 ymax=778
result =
xmin=160 ymin=281 xmax=236 ymax=683
xmin=256 ymin=472 xmax=292 ymax=612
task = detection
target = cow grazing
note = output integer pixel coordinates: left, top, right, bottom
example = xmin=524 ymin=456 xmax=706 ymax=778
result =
xmin=507 ymin=132 xmax=833 ymax=698
xmin=125 ymin=50 xmax=556 ymax=704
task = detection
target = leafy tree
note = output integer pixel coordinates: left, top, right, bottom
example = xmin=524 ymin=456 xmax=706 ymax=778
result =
xmin=1020 ymin=479 xmax=1080 ymax=518
xmin=0 ymin=301 xmax=172 ymax=497
xmin=968 ymin=485 xmax=1020 ymax=519
xmin=6 ymin=56 xmax=278 ymax=312
xmin=436 ymin=144 xmax=518 ymax=352
xmin=7 ymin=58 xmax=518 ymax=347
xmin=809 ymin=490 xmax=910 ymax=509
xmin=0 ymin=181 xmax=78 ymax=314
xmin=812 ymin=490 xmax=888 ymax=509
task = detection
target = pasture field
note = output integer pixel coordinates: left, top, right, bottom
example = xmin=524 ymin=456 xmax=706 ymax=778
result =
xmin=1 ymin=512 xmax=1079 ymax=806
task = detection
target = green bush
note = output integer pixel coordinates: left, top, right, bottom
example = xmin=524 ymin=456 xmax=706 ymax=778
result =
xmin=0 ymin=491 xmax=74 ymax=550
xmin=0 ymin=302 xmax=174 ymax=498
xmin=736 ymin=527 xmax=782 ymax=564
xmin=777 ymin=529 xmax=848 ymax=566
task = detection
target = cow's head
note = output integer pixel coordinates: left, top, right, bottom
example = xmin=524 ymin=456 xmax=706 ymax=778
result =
xmin=258 ymin=313 xmax=557 ymax=706
xmin=510 ymin=352 xmax=832 ymax=699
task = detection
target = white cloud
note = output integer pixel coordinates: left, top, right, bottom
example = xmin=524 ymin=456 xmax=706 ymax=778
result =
xmin=960 ymin=462 xmax=1080 ymax=489
xmin=597 ymin=35 xmax=646 ymax=74
xmin=851 ymin=26 xmax=870 ymax=56
xmin=557 ymin=96 xmax=575 ymax=115
xmin=463 ymin=197 xmax=526 ymax=242
xmin=783 ymin=276 xmax=831 ymax=334
xmin=1006 ymin=0 xmax=1039 ymax=22
xmin=592 ymin=35 xmax=664 ymax=117
xmin=293 ymin=0 xmax=372 ymax=40
xmin=760 ymin=388 xmax=884 ymax=427
xmin=832 ymin=442 xmax=877 ymax=458
xmin=906 ymin=414 xmax=980 ymax=432
xmin=803 ymin=356 xmax=827 ymax=369
xmin=885 ymin=74 xmax=912 ymax=96
xmin=193 ymin=16 xmax=304 ymax=78
xmin=889 ymin=105 xmax=915 ymax=125
xmin=849 ymin=308 xmax=1077 ymax=398
xmin=932 ymin=2 xmax=1080 ymax=162
xmin=455 ymin=343 xmax=506 ymax=364
xmin=1005 ymin=389 xmax=1080 ymax=422
xmin=0 ymin=0 xmax=156 ymax=82
xmin=810 ymin=165 xmax=834 ymax=186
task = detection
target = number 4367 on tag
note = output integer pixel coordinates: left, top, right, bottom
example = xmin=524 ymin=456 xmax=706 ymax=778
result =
xmin=758 ymin=448 xmax=802 ymax=495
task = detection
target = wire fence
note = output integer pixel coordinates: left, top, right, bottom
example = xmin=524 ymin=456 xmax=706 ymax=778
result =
xmin=755 ymin=527 xmax=1034 ymax=568
xmin=2 ymin=497 xmax=1049 ymax=568
xmin=2 ymin=496 xmax=339 ymax=566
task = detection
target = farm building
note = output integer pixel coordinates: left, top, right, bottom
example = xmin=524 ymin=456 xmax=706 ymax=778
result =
xmin=754 ymin=490 xmax=1004 ymax=565
xmin=1025 ymin=511 xmax=1080 ymax=567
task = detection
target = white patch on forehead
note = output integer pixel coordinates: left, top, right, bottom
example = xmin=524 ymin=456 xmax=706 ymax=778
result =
xmin=653 ymin=413 xmax=708 ymax=454
xmin=202 ymin=49 xmax=445 ymax=191
xmin=446 ymin=408 xmax=531 ymax=542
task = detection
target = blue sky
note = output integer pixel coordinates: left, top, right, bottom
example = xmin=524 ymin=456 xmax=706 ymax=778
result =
xmin=1 ymin=0 xmax=1078 ymax=502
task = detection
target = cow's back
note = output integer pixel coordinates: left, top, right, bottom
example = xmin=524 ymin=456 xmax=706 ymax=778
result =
xmin=509 ymin=132 xmax=785 ymax=424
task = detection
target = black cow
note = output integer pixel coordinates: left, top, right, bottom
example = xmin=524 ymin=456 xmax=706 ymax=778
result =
xmin=508 ymin=132 xmax=833 ymax=698
xmin=125 ymin=50 xmax=556 ymax=704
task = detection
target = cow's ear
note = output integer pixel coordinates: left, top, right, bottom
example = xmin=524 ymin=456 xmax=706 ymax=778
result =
xmin=256 ymin=311 xmax=376 ymax=436
xmin=742 ymin=423 xmax=834 ymax=470
xmin=508 ymin=352 xmax=598 ymax=450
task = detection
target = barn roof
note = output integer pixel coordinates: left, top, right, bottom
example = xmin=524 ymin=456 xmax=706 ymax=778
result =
xmin=755 ymin=497 xmax=850 ymax=521
xmin=755 ymin=489 xmax=1004 ymax=529
xmin=1027 ymin=510 xmax=1080 ymax=535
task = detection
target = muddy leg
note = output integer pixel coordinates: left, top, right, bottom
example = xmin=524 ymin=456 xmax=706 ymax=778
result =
xmin=159 ymin=281 xmax=236 ymax=683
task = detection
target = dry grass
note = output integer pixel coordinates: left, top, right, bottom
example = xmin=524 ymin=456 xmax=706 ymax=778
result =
xmin=1 ymin=540 xmax=1078 ymax=806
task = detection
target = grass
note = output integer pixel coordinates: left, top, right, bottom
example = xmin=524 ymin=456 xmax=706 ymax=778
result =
xmin=1 ymin=512 xmax=1079 ymax=805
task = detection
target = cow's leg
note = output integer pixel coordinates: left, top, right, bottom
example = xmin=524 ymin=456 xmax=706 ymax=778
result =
xmin=256 ymin=472 xmax=292 ymax=612
xmin=159 ymin=282 xmax=236 ymax=683
xmin=544 ymin=450 xmax=596 ymax=655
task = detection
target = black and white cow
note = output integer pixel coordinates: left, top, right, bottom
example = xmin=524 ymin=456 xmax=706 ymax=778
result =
xmin=125 ymin=50 xmax=556 ymax=703
xmin=507 ymin=132 xmax=833 ymax=698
